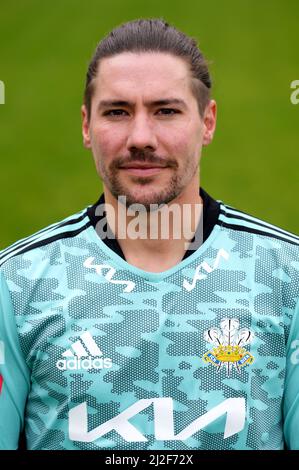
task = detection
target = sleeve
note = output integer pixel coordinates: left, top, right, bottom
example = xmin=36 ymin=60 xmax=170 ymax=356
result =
xmin=283 ymin=297 xmax=299 ymax=450
xmin=0 ymin=268 xmax=30 ymax=450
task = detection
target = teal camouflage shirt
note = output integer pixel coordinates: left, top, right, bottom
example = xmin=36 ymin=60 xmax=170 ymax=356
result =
xmin=0 ymin=189 xmax=298 ymax=450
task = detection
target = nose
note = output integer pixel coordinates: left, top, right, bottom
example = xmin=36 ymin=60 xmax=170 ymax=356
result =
xmin=126 ymin=113 xmax=158 ymax=151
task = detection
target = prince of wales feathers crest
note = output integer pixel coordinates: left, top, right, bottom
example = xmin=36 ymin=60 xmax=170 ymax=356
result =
xmin=203 ymin=318 xmax=254 ymax=376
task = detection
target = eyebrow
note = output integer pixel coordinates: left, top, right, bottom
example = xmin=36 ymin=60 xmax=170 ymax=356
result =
xmin=97 ymin=98 xmax=188 ymax=110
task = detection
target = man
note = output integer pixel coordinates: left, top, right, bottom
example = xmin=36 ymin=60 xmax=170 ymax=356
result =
xmin=0 ymin=19 xmax=298 ymax=450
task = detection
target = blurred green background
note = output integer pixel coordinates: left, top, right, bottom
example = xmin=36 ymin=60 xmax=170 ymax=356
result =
xmin=0 ymin=0 xmax=298 ymax=249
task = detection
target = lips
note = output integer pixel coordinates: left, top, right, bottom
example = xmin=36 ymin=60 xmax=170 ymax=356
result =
xmin=118 ymin=161 xmax=168 ymax=176
xmin=119 ymin=166 xmax=167 ymax=176
xmin=119 ymin=162 xmax=167 ymax=169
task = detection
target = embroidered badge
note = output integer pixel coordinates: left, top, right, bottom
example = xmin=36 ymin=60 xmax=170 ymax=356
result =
xmin=203 ymin=318 xmax=254 ymax=376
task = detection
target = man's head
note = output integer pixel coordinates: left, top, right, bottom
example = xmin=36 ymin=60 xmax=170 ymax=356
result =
xmin=81 ymin=19 xmax=216 ymax=210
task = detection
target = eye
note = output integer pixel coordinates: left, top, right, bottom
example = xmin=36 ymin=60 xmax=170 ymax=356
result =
xmin=156 ymin=108 xmax=180 ymax=115
xmin=103 ymin=109 xmax=129 ymax=117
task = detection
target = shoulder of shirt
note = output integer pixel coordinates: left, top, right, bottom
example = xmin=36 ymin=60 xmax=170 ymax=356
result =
xmin=217 ymin=199 xmax=299 ymax=250
xmin=0 ymin=206 xmax=92 ymax=269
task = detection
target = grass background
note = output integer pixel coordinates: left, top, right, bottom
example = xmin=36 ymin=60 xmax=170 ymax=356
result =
xmin=0 ymin=0 xmax=298 ymax=249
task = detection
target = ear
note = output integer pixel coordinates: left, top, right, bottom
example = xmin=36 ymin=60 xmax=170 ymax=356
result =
xmin=81 ymin=104 xmax=91 ymax=149
xmin=202 ymin=99 xmax=217 ymax=146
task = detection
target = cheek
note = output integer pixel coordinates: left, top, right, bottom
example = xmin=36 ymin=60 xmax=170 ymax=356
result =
xmin=164 ymin=132 xmax=200 ymax=159
xmin=185 ymin=125 xmax=203 ymax=157
xmin=161 ymin=120 xmax=202 ymax=155
xmin=90 ymin=124 xmax=124 ymax=158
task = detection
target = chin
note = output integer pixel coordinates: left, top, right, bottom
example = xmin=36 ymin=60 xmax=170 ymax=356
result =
xmin=130 ymin=190 xmax=180 ymax=209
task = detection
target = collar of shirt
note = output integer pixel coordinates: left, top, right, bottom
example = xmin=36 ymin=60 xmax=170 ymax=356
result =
xmin=87 ymin=187 xmax=220 ymax=262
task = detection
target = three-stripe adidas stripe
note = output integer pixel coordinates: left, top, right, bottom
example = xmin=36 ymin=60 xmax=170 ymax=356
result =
xmin=1 ymin=200 xmax=298 ymax=268
xmin=218 ymin=202 xmax=299 ymax=246
xmin=0 ymin=208 xmax=91 ymax=267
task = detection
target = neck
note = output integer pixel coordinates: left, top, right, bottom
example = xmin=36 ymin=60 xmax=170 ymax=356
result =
xmin=103 ymin=179 xmax=203 ymax=273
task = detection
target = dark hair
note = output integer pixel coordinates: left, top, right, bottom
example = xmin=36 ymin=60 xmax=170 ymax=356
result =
xmin=84 ymin=18 xmax=212 ymax=120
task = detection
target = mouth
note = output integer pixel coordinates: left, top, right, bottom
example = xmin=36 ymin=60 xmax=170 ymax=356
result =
xmin=119 ymin=163 xmax=168 ymax=177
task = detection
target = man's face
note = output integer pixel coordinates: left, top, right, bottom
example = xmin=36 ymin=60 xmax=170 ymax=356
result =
xmin=82 ymin=52 xmax=216 ymax=209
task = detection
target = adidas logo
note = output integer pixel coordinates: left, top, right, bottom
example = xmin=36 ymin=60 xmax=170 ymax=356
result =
xmin=56 ymin=331 xmax=112 ymax=371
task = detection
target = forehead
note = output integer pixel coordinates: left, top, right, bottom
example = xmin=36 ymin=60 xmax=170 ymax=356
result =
xmin=93 ymin=52 xmax=194 ymax=101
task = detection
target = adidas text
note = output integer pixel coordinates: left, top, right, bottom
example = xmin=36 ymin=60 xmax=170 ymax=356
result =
xmin=56 ymin=356 xmax=112 ymax=371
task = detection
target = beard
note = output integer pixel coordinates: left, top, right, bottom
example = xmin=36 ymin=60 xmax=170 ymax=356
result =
xmin=97 ymin=149 xmax=198 ymax=212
